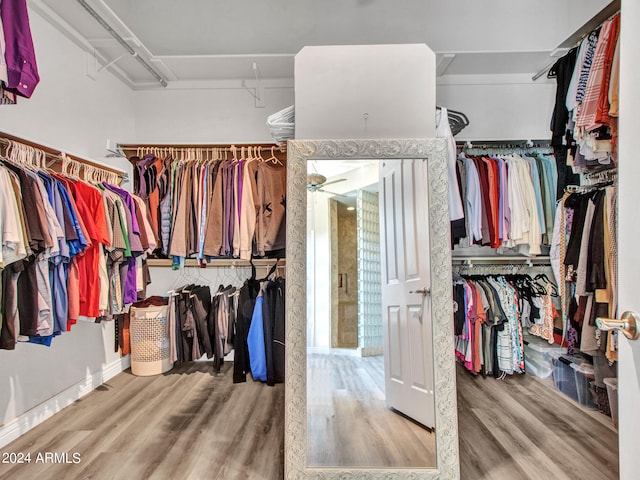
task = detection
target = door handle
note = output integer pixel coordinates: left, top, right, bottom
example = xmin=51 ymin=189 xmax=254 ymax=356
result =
xmin=409 ymin=287 xmax=430 ymax=296
xmin=596 ymin=311 xmax=640 ymax=340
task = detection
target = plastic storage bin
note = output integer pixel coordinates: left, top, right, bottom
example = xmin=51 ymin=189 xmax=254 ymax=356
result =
xmin=523 ymin=335 xmax=567 ymax=379
xmin=603 ymin=378 xmax=618 ymax=428
xmin=549 ymin=351 xmax=584 ymax=402
xmin=570 ymin=363 xmax=597 ymax=408
xmin=130 ymin=304 xmax=173 ymax=376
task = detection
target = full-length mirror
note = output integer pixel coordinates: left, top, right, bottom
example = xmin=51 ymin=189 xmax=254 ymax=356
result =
xmin=306 ymin=157 xmax=436 ymax=468
xmin=285 ymin=139 xmax=460 ymax=479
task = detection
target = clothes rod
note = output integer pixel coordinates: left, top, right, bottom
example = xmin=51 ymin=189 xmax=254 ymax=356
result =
xmin=120 ymin=142 xmax=284 ymax=151
xmin=0 ymin=132 xmax=127 ymax=183
xmin=120 ymin=143 xmax=288 ymax=164
xmin=76 ymin=0 xmax=167 ymax=87
xmin=456 ymin=139 xmax=551 ymax=149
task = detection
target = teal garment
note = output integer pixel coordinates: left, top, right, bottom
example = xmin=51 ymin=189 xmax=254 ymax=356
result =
xmin=247 ymin=294 xmax=266 ymax=381
xmin=541 ymin=155 xmax=559 ymax=226
xmin=535 ymin=155 xmax=555 ymax=241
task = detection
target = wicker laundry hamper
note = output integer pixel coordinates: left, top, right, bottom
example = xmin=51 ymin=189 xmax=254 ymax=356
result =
xmin=129 ymin=304 xmax=173 ymax=376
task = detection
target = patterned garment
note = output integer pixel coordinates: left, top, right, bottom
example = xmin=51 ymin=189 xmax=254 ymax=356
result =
xmin=576 ymin=30 xmax=599 ymax=104
xmin=529 ymin=295 xmax=557 ymax=344
xmin=0 ymin=83 xmax=16 ymax=104
xmin=576 ymin=17 xmax=618 ymax=130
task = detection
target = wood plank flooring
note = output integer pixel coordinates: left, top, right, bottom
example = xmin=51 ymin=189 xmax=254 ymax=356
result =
xmin=456 ymin=362 xmax=618 ymax=480
xmin=307 ymin=352 xmax=436 ymax=467
xmin=0 ymin=362 xmax=284 ymax=480
xmin=0 ymin=356 xmax=618 ymax=480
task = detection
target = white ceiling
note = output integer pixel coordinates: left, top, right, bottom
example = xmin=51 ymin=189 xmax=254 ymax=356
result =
xmin=31 ymin=0 xmax=611 ymax=89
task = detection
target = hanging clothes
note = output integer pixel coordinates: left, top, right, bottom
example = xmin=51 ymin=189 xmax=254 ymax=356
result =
xmin=133 ymin=151 xmax=286 ymax=262
xmin=550 ymin=14 xmax=621 ymax=170
xmin=436 ymin=107 xmax=464 ymax=222
xmin=0 ymin=151 xmax=152 ymax=351
xmin=146 ymin=262 xmax=285 ymax=386
xmin=453 ymin=272 xmax=558 ymax=378
xmin=551 ymin=183 xmax=617 ymax=361
xmin=453 ymin=150 xmax=557 ymax=255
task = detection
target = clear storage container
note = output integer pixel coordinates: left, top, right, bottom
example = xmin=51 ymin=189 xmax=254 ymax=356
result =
xmin=570 ymin=362 xmax=597 ymax=409
xmin=549 ymin=351 xmax=584 ymax=402
xmin=523 ymin=335 xmax=567 ymax=379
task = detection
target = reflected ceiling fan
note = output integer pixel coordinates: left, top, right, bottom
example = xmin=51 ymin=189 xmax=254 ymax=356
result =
xmin=307 ymin=173 xmax=347 ymax=196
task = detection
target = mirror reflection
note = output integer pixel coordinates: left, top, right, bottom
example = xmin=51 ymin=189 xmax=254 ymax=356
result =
xmin=306 ymin=159 xmax=436 ymax=468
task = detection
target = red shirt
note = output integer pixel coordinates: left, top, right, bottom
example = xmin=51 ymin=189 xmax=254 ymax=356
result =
xmin=69 ymin=181 xmax=110 ymax=318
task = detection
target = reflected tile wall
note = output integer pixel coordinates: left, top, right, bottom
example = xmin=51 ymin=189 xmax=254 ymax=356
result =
xmin=357 ymin=190 xmax=383 ymax=356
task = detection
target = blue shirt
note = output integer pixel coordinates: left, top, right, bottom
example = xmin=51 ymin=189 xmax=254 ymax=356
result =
xmin=248 ymin=294 xmax=266 ymax=381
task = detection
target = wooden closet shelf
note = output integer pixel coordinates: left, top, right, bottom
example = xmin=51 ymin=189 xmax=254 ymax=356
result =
xmin=0 ymin=131 xmax=127 ymax=182
xmin=147 ymin=258 xmax=285 ymax=268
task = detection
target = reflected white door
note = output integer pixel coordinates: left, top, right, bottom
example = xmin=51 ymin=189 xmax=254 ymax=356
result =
xmin=380 ymin=158 xmax=435 ymax=428
xmin=617 ymin=2 xmax=640 ymax=478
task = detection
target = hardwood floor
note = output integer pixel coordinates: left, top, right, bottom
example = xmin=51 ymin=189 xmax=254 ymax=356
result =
xmin=307 ymin=351 xmax=436 ymax=467
xmin=456 ymin=362 xmax=618 ymax=480
xmin=0 ymin=362 xmax=284 ymax=480
xmin=0 ymin=356 xmax=618 ymax=480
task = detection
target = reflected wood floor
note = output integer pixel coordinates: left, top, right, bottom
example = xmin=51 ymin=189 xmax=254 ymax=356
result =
xmin=0 ymin=362 xmax=284 ymax=480
xmin=0 ymin=357 xmax=619 ymax=480
xmin=307 ymin=352 xmax=437 ymax=468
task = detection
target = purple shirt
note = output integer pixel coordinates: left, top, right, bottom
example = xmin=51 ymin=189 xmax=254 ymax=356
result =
xmin=1 ymin=0 xmax=40 ymax=98
xmin=103 ymin=183 xmax=141 ymax=236
xmin=103 ymin=183 xmax=141 ymax=304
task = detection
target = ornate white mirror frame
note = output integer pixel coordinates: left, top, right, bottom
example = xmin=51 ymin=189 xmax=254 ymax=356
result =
xmin=285 ymin=138 xmax=460 ymax=479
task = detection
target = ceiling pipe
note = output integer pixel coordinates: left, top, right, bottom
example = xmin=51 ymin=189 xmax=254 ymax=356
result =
xmin=76 ymin=0 xmax=167 ymax=87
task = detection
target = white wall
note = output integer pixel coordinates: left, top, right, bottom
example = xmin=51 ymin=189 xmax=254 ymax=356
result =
xmin=0 ymin=11 xmax=134 ymax=177
xmin=133 ymin=86 xmax=294 ymax=144
xmin=295 ymin=44 xmax=436 ymax=139
xmin=437 ymin=75 xmax=556 ymax=141
xmin=0 ymin=9 xmax=135 ymax=433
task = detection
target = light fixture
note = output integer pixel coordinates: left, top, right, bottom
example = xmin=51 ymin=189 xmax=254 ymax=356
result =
xmin=347 ymin=206 xmax=355 ymax=211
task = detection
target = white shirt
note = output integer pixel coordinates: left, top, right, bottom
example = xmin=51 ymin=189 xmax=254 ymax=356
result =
xmin=0 ymin=166 xmax=27 ymax=267
xmin=436 ymin=108 xmax=465 ymax=221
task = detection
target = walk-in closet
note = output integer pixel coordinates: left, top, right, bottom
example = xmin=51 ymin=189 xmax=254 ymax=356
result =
xmin=0 ymin=1 xmax=637 ymax=480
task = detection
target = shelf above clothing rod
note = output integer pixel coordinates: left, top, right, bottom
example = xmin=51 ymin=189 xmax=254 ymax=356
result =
xmin=147 ymin=258 xmax=286 ymax=268
xmin=0 ymin=131 xmax=127 ymax=184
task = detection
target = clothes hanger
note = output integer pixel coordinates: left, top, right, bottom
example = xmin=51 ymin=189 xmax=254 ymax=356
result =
xmin=266 ymin=146 xmax=283 ymax=165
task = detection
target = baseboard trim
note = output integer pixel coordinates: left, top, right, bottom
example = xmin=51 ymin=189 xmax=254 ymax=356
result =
xmin=0 ymin=356 xmax=130 ymax=449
